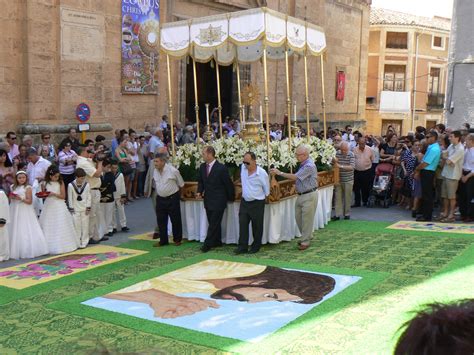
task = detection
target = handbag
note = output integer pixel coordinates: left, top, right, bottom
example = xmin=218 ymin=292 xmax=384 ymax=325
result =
xmin=119 ymin=162 xmax=133 ymax=176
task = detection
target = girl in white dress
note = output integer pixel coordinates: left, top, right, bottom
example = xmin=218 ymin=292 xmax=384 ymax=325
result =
xmin=9 ymin=171 xmax=48 ymax=259
xmin=0 ymin=187 xmax=10 ymax=261
xmin=40 ymin=165 xmax=78 ymax=254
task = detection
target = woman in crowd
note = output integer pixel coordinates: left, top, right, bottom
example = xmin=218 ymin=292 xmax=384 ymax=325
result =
xmin=380 ymin=133 xmax=398 ymax=163
xmin=128 ymin=130 xmax=140 ymax=199
xmin=58 ymin=142 xmax=77 ymax=188
xmin=115 ymin=136 xmax=133 ymax=201
xmin=13 ymin=144 xmax=29 ymax=167
xmin=0 ymin=149 xmax=15 ymax=195
xmin=40 ymin=145 xmax=56 ymax=164
xmin=38 ymin=133 xmax=56 ymax=162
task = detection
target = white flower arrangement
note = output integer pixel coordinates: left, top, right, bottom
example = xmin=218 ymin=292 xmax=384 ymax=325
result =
xmin=174 ymin=136 xmax=336 ymax=175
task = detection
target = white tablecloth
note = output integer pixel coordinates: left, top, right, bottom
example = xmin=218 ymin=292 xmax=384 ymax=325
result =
xmin=181 ymin=185 xmax=333 ymax=244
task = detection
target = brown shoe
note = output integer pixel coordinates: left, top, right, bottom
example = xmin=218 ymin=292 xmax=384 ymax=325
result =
xmin=152 ymin=232 xmax=159 ymax=240
xmin=174 ymin=241 xmax=182 ymax=246
xmin=298 ymin=244 xmax=310 ymax=251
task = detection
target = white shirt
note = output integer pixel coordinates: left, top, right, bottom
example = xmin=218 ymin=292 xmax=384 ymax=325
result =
xmin=206 ymin=159 xmax=216 ymax=175
xmin=67 ymin=181 xmax=91 ymax=213
xmin=241 ymin=164 xmax=270 ymax=201
xmin=26 ymin=157 xmax=51 ymax=185
xmin=463 ymin=147 xmax=474 ymax=172
xmin=76 ymin=156 xmax=101 ymax=189
xmin=153 ymin=164 xmax=184 ymax=197
xmin=441 ymin=142 xmax=465 ymax=180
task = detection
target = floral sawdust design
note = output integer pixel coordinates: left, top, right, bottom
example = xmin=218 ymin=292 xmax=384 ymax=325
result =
xmin=0 ymin=252 xmax=132 ymax=281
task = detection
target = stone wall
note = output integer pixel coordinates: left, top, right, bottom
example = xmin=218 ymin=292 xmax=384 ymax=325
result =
xmin=0 ymin=0 xmax=370 ymax=140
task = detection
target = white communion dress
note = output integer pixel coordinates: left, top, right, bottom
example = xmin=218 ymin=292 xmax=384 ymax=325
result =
xmin=39 ymin=181 xmax=78 ymax=254
xmin=0 ymin=190 xmax=10 ymax=261
xmin=8 ymin=185 xmax=49 ymax=259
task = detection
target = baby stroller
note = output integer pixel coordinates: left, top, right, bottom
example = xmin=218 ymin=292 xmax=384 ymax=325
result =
xmin=367 ymin=163 xmax=395 ymax=208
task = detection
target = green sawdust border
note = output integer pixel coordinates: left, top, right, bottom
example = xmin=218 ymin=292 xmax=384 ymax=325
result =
xmin=0 ymin=240 xmax=198 ymax=306
xmin=47 ymin=253 xmax=388 ymax=352
xmin=326 ymin=220 xmax=474 ymax=239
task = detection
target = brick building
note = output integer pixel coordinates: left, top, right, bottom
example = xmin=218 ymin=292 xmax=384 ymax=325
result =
xmin=1 ymin=0 xmax=370 ymax=141
xmin=365 ymin=8 xmax=450 ymax=136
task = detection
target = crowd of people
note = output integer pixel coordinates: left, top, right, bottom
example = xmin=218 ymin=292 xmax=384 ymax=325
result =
xmin=330 ymin=122 xmax=474 ymax=223
xmin=0 ymin=117 xmax=473 ymax=262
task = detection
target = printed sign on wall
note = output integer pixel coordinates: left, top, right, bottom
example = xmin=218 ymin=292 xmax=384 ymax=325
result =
xmin=121 ymin=0 xmax=160 ymax=94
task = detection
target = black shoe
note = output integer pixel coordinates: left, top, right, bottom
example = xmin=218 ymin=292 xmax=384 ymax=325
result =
xmin=122 ymin=227 xmax=130 ymax=232
xmin=344 ymin=215 xmax=350 ymax=220
xmin=331 ymin=216 xmax=340 ymax=221
xmin=88 ymin=239 xmax=100 ymax=245
xmin=112 ymin=228 xmax=117 ymax=234
xmin=106 ymin=232 xmax=114 ymax=237
xmin=214 ymin=242 xmax=223 ymax=248
xmin=234 ymin=248 xmax=248 ymax=255
xmin=416 ymin=217 xmax=432 ymax=222
xmin=201 ymin=245 xmax=211 ymax=253
xmin=411 ymin=210 xmax=417 ymax=218
xmin=100 ymin=237 xmax=109 ymax=242
xmin=152 ymin=232 xmax=159 ymax=240
xmin=248 ymin=249 xmax=259 ymax=254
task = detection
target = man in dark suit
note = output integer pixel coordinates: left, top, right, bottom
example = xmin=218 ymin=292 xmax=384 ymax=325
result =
xmin=197 ymin=146 xmax=235 ymax=252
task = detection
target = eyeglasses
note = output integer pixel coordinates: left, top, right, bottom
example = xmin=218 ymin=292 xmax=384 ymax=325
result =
xmin=43 ymin=137 xmax=50 ymax=140
xmin=10 ymin=137 xmax=17 ymax=140
xmin=243 ymin=161 xmax=251 ymax=165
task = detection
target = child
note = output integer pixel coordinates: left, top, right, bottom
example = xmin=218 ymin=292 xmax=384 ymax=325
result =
xmin=40 ymin=165 xmax=78 ymax=254
xmin=68 ymin=168 xmax=91 ymax=248
xmin=0 ymin=183 xmax=10 ymax=261
xmin=8 ymin=171 xmax=48 ymax=259
xmin=110 ymin=160 xmax=129 ymax=233
xmin=98 ymin=160 xmax=116 ymax=239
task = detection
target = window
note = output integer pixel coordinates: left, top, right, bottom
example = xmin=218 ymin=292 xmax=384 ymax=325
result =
xmin=366 ymin=97 xmax=376 ymax=105
xmin=428 ymin=67 xmax=441 ymax=95
xmin=386 ymin=32 xmax=408 ymax=49
xmin=432 ymin=35 xmax=444 ymax=50
xmin=383 ymin=65 xmax=406 ymax=91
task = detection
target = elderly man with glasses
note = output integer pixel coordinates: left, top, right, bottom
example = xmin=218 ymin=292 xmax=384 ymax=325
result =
xmin=235 ymin=152 xmax=270 ymax=255
xmin=271 ymin=144 xmax=318 ymax=251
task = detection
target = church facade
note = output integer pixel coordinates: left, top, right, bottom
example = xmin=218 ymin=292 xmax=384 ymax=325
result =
xmin=1 ymin=0 xmax=370 ymax=139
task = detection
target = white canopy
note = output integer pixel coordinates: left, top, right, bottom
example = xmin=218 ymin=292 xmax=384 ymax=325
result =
xmin=160 ymin=7 xmax=326 ymax=64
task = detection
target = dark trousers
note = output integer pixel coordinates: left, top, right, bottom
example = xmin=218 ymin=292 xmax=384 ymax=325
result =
xmin=204 ymin=208 xmax=225 ymax=248
xmin=156 ymin=191 xmax=182 ymax=245
xmin=458 ymin=173 xmax=474 ymax=218
xmin=353 ymin=168 xmax=372 ymax=205
xmin=238 ymin=199 xmax=265 ymax=252
xmin=420 ymin=169 xmax=435 ymax=220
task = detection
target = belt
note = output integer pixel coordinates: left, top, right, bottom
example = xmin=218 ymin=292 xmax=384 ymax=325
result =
xmin=297 ymin=187 xmax=317 ymax=195
xmin=242 ymin=198 xmax=265 ymax=203
xmin=91 ymin=188 xmax=100 ymax=190
xmin=157 ymin=191 xmax=179 ymax=199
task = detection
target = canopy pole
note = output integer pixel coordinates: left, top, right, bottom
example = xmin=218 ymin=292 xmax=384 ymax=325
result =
xmin=166 ymin=54 xmax=176 ymax=158
xmin=304 ymin=53 xmax=311 ymax=143
xmin=236 ymin=61 xmax=244 ymax=130
xmin=192 ymin=58 xmax=201 ymax=147
xmin=320 ymin=54 xmax=327 ymax=141
xmin=215 ymin=57 xmax=223 ymax=138
xmin=284 ymin=47 xmax=293 ymax=173
xmin=263 ymin=44 xmax=271 ymax=171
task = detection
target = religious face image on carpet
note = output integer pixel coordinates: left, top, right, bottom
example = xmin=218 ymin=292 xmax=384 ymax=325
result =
xmin=83 ymin=259 xmax=361 ymax=341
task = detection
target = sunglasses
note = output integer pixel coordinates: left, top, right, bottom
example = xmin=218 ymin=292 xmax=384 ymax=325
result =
xmin=43 ymin=137 xmax=51 ymax=140
xmin=243 ymin=161 xmax=251 ymax=165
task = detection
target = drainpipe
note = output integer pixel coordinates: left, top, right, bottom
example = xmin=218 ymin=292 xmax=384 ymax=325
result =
xmin=411 ymin=32 xmax=419 ymax=131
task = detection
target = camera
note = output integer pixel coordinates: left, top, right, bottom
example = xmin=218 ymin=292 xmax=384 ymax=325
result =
xmin=90 ymin=148 xmax=111 ymax=163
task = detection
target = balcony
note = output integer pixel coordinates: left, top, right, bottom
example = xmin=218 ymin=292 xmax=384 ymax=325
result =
xmin=427 ymin=94 xmax=445 ymax=111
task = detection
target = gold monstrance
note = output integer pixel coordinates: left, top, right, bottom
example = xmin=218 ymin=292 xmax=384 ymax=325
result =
xmin=241 ymin=83 xmax=263 ymax=142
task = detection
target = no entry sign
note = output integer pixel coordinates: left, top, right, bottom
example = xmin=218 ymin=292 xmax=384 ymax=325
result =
xmin=76 ymin=103 xmax=91 ymax=123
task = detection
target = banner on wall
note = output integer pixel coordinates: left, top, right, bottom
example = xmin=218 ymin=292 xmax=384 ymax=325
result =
xmin=121 ymin=0 xmax=160 ymax=94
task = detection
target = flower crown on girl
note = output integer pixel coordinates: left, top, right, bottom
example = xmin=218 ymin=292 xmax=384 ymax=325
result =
xmin=16 ymin=170 xmax=27 ymax=176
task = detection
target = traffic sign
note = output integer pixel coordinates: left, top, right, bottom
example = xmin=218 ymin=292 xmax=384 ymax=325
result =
xmin=76 ymin=103 xmax=91 ymax=123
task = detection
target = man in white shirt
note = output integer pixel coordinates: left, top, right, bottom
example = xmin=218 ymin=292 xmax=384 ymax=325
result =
xmin=76 ymin=145 xmax=104 ymax=243
xmin=153 ymin=152 xmax=185 ymax=247
xmin=26 ymin=148 xmax=52 ymax=215
xmin=26 ymin=148 xmax=51 ymax=186
xmin=439 ymin=130 xmax=465 ymax=222
xmin=148 ymin=128 xmax=164 ymax=159
xmin=236 ymin=152 xmax=270 ymax=254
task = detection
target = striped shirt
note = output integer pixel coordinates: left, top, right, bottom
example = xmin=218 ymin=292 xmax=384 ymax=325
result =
xmin=295 ymin=159 xmax=318 ymax=193
xmin=336 ymin=150 xmax=355 ymax=183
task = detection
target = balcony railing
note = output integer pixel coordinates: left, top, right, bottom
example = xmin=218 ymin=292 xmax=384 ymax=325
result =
xmin=427 ymin=93 xmax=445 ymax=110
